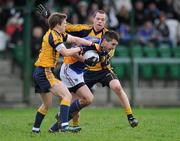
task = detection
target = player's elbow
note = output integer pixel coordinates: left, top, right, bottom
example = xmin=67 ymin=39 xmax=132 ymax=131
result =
xmin=72 ymin=37 xmax=80 ymax=44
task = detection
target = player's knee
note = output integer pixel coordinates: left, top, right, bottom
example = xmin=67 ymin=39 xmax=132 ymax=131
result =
xmin=111 ymin=83 xmax=122 ymax=93
xmin=86 ymin=94 xmax=94 ymax=105
xmin=41 ymin=104 xmax=50 ymax=112
xmin=61 ymin=92 xmax=72 ymax=101
xmin=80 ymin=95 xmax=94 ymax=106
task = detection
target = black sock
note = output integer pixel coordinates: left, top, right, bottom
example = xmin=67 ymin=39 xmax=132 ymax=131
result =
xmin=33 ymin=112 xmax=45 ymax=128
xmin=127 ymin=114 xmax=133 ymax=120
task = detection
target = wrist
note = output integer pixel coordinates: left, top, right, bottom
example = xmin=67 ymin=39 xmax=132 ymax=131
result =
xmin=91 ymin=42 xmax=95 ymax=47
xmin=79 ymin=47 xmax=84 ymax=55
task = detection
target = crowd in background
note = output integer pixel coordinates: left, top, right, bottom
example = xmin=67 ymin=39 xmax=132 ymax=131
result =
xmin=1 ymin=0 xmax=180 ymax=59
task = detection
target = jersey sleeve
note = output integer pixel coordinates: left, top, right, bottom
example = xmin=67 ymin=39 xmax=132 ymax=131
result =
xmin=62 ymin=32 xmax=68 ymax=42
xmin=66 ymin=23 xmax=90 ymax=32
xmin=48 ymin=32 xmax=63 ymax=49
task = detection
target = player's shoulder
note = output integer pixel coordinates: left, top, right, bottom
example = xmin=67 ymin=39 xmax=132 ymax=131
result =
xmin=104 ymin=27 xmax=109 ymax=32
xmin=49 ymin=30 xmax=67 ymax=38
xmin=66 ymin=23 xmax=92 ymax=31
xmin=45 ymin=30 xmax=66 ymax=43
xmin=42 ymin=29 xmax=51 ymax=40
xmin=44 ymin=29 xmax=51 ymax=36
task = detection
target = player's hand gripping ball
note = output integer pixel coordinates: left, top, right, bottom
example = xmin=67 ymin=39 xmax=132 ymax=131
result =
xmin=83 ymin=50 xmax=99 ymax=66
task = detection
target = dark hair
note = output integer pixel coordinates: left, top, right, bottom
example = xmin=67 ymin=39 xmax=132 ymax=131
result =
xmin=94 ymin=10 xmax=106 ymax=17
xmin=48 ymin=12 xmax=67 ymax=29
xmin=102 ymin=31 xmax=119 ymax=42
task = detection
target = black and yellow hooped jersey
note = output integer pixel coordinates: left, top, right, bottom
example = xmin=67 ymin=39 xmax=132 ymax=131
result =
xmin=35 ymin=29 xmax=67 ymax=68
xmin=66 ymin=23 xmax=115 ymax=71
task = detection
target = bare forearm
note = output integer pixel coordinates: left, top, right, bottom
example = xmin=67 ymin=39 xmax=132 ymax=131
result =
xmin=68 ymin=36 xmax=92 ymax=47
xmin=72 ymin=53 xmax=84 ymax=62
xmin=61 ymin=47 xmax=81 ymax=56
xmin=75 ymin=37 xmax=92 ymax=46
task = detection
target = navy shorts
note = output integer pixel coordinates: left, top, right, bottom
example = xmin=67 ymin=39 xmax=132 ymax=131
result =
xmin=33 ymin=67 xmax=60 ymax=93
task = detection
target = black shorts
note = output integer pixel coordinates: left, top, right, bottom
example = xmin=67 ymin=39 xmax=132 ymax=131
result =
xmin=33 ymin=67 xmax=60 ymax=93
xmin=84 ymin=69 xmax=118 ymax=89
xmin=68 ymin=82 xmax=85 ymax=93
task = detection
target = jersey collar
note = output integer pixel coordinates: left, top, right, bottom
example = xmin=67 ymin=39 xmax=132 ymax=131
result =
xmin=92 ymin=27 xmax=104 ymax=35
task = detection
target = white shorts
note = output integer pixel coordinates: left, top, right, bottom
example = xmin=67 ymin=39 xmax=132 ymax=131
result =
xmin=60 ymin=63 xmax=84 ymax=88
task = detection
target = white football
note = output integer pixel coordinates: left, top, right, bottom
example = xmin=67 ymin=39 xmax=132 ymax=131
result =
xmin=83 ymin=50 xmax=99 ymax=62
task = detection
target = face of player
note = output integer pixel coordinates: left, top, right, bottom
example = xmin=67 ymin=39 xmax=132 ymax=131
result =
xmin=93 ymin=12 xmax=106 ymax=32
xmin=101 ymin=39 xmax=118 ymax=52
xmin=57 ymin=19 xmax=67 ymax=33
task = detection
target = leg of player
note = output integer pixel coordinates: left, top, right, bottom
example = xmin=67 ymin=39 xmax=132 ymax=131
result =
xmin=71 ymin=94 xmax=81 ymax=129
xmin=68 ymin=85 xmax=94 ymax=124
xmin=32 ymin=93 xmax=52 ymax=133
xmin=109 ymin=79 xmax=138 ymax=127
xmin=49 ymin=82 xmax=78 ymax=132
xmin=49 ymin=96 xmax=82 ymax=132
xmin=49 ymin=84 xmax=94 ymax=132
xmin=69 ymin=85 xmax=94 ymax=117
xmin=71 ymin=111 xmax=80 ymax=129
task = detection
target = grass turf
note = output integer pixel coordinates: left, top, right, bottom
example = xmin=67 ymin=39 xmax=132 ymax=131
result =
xmin=0 ymin=108 xmax=180 ymax=141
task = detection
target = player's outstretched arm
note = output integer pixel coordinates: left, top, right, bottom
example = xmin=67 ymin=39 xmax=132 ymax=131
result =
xmin=66 ymin=34 xmax=94 ymax=47
xmin=56 ymin=43 xmax=81 ymax=57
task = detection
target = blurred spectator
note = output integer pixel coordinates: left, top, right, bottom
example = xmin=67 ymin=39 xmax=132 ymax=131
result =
xmin=166 ymin=19 xmax=179 ymax=47
xmin=116 ymin=5 xmax=132 ymax=45
xmin=159 ymin=0 xmax=176 ymax=19
xmin=62 ymin=6 xmax=72 ymax=22
xmin=144 ymin=2 xmax=160 ymax=23
xmin=173 ymin=0 xmax=180 ymax=21
xmin=102 ymin=2 xmax=119 ymax=29
xmin=75 ymin=1 xmax=88 ymax=24
xmin=176 ymin=23 xmax=180 ymax=46
xmin=136 ymin=21 xmax=160 ymax=47
xmin=0 ymin=27 xmax=9 ymax=52
xmin=86 ymin=14 xmax=94 ymax=24
xmin=31 ymin=26 xmax=43 ymax=59
xmin=6 ymin=15 xmax=24 ymax=49
xmin=0 ymin=0 xmax=16 ymax=28
xmin=70 ymin=13 xmax=79 ymax=24
xmin=116 ymin=6 xmax=130 ymax=25
xmin=88 ymin=2 xmax=99 ymax=15
xmin=113 ymin=0 xmax=132 ymax=12
xmin=134 ymin=0 xmax=145 ymax=27
xmin=155 ymin=12 xmax=172 ymax=47
xmin=116 ymin=23 xmax=133 ymax=46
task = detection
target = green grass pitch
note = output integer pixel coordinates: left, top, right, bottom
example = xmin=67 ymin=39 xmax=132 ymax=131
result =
xmin=0 ymin=108 xmax=180 ymax=141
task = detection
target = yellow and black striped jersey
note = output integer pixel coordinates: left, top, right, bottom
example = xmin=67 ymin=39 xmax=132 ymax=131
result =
xmin=66 ymin=23 xmax=107 ymax=39
xmin=87 ymin=49 xmax=115 ymax=71
xmin=66 ymin=23 xmax=114 ymax=71
xmin=35 ymin=29 xmax=67 ymax=68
